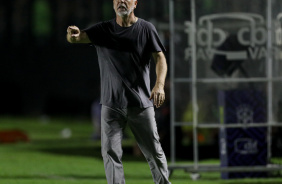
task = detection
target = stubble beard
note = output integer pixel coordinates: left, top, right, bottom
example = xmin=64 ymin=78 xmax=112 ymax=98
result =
xmin=114 ymin=5 xmax=134 ymax=17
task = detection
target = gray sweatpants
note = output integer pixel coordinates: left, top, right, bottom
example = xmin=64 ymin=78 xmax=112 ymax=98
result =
xmin=101 ymin=105 xmax=171 ymax=184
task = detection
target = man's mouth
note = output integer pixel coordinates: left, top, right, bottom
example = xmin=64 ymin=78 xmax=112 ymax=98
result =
xmin=118 ymin=5 xmax=127 ymax=10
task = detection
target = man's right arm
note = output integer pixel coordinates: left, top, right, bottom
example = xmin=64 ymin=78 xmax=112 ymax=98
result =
xmin=66 ymin=25 xmax=91 ymax=44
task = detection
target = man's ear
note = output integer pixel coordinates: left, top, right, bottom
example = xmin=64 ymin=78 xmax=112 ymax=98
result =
xmin=134 ymin=0 xmax=138 ymax=8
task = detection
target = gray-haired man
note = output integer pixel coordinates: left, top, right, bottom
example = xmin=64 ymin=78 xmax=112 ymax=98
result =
xmin=66 ymin=0 xmax=171 ymax=183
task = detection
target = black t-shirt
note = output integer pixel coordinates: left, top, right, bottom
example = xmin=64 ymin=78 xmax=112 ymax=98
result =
xmin=84 ymin=18 xmax=166 ymax=108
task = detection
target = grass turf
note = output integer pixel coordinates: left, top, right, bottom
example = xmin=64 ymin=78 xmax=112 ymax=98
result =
xmin=0 ymin=116 xmax=281 ymax=184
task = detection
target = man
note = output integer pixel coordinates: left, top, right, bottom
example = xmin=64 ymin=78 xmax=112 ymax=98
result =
xmin=66 ymin=0 xmax=171 ymax=183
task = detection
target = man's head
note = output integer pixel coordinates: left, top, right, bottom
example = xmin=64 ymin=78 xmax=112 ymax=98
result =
xmin=113 ymin=0 xmax=138 ymax=17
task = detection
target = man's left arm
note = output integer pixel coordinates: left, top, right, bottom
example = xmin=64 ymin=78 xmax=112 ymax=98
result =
xmin=150 ymin=51 xmax=167 ymax=108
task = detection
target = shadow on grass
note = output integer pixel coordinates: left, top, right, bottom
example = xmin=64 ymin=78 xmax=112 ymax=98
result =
xmin=0 ymin=175 xmax=105 ymax=180
xmin=0 ymin=174 xmax=155 ymax=180
xmin=34 ymin=140 xmax=147 ymax=162
xmin=2 ymin=174 xmax=282 ymax=183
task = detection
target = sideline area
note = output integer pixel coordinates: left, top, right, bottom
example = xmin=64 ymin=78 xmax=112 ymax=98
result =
xmin=0 ymin=116 xmax=281 ymax=184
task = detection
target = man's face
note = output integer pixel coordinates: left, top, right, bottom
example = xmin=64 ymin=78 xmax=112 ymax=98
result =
xmin=113 ymin=0 xmax=137 ymax=17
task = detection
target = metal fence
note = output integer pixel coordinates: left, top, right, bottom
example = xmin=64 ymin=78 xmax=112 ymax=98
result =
xmin=169 ymin=0 xmax=282 ymax=179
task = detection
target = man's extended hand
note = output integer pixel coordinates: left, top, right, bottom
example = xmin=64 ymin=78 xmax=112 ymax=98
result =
xmin=67 ymin=25 xmax=81 ymax=43
xmin=149 ymin=83 xmax=165 ymax=108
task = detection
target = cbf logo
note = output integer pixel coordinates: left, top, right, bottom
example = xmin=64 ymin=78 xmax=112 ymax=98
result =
xmin=184 ymin=13 xmax=269 ymax=61
xmin=235 ymin=138 xmax=258 ymax=154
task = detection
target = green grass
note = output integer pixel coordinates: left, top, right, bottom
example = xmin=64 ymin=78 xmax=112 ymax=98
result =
xmin=0 ymin=116 xmax=282 ymax=184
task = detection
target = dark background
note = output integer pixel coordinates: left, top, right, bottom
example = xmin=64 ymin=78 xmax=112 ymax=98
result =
xmin=1 ymin=0 xmax=282 ymax=160
xmin=0 ymin=0 xmax=171 ymax=117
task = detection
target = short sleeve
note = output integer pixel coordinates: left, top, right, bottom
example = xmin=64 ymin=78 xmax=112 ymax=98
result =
xmin=147 ymin=23 xmax=166 ymax=53
xmin=83 ymin=21 xmax=110 ymax=46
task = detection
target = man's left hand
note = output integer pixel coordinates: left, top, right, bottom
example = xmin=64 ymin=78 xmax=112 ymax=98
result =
xmin=149 ymin=83 xmax=165 ymax=108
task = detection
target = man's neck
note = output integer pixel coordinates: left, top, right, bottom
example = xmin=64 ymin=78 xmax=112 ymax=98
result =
xmin=116 ymin=13 xmax=137 ymax=27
